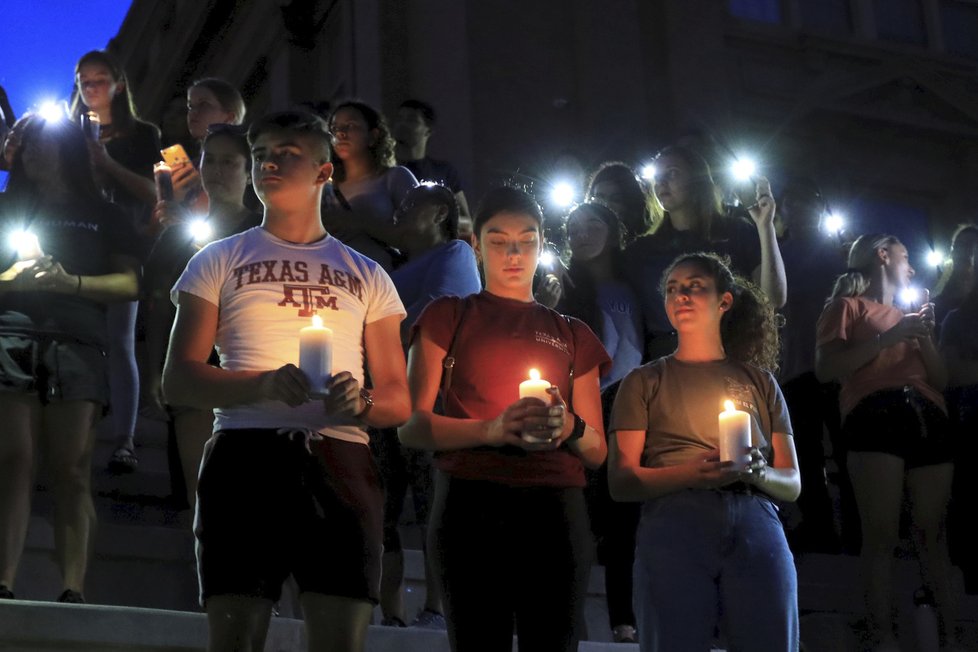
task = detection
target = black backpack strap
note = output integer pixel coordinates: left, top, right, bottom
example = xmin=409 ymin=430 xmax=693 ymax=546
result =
xmin=441 ymin=298 xmax=472 ymax=396
xmin=563 ymin=314 xmax=575 ymax=409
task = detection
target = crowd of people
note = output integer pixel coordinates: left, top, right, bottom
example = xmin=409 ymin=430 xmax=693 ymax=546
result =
xmin=0 ymin=48 xmax=975 ymax=652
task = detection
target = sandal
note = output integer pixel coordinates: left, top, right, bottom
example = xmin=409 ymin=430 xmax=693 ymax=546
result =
xmin=107 ymin=447 xmax=138 ymax=474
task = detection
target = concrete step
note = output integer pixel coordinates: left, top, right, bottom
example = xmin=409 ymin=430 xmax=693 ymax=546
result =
xmin=0 ymin=600 xmax=655 ymax=652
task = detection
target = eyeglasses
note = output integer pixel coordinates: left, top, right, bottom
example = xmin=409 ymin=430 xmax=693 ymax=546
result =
xmin=207 ymin=123 xmax=248 ymax=136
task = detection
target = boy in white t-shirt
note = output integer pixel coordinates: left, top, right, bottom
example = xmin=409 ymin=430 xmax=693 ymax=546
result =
xmin=163 ymin=111 xmax=410 ymax=652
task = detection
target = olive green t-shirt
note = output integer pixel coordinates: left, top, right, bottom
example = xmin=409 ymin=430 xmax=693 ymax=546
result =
xmin=610 ymin=356 xmax=792 ymax=469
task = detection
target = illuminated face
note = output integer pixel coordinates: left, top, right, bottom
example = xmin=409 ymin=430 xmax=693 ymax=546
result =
xmin=250 ymin=129 xmax=331 ymax=205
xmin=329 ymin=107 xmax=373 ymax=161
xmin=187 ymin=86 xmax=236 ymax=141
xmin=652 ymin=154 xmax=691 ymax=213
xmin=566 ymin=207 xmax=610 ymax=262
xmin=883 ymin=242 xmax=915 ymax=289
xmin=663 ymin=261 xmax=730 ymax=333
xmin=200 ymin=135 xmax=250 ymax=205
xmin=475 ymin=211 xmax=542 ymax=293
xmin=76 ymin=62 xmax=123 ymax=114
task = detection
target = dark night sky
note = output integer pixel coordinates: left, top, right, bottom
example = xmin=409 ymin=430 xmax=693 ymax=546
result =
xmin=1 ymin=0 xmax=131 ymax=185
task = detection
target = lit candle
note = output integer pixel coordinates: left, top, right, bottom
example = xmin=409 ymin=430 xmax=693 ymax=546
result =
xmin=154 ymin=162 xmax=174 ymax=202
xmin=718 ymin=400 xmax=751 ymax=465
xmin=519 ymin=368 xmax=552 ymax=403
xmin=81 ymin=111 xmax=100 ymax=140
xmin=299 ymin=314 xmax=333 ymax=396
xmin=519 ymin=368 xmax=553 ymax=443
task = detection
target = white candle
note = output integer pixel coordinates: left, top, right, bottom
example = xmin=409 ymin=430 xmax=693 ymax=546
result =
xmin=519 ymin=368 xmax=552 ymax=403
xmin=718 ymin=399 xmax=751 ymax=465
xmin=154 ymin=162 xmax=174 ymax=202
xmin=299 ymin=314 xmax=333 ymax=396
xmin=519 ymin=368 xmax=553 ymax=443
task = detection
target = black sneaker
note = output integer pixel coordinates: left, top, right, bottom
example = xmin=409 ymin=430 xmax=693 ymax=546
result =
xmin=57 ymin=589 xmax=85 ymax=604
xmin=0 ymin=584 xmax=14 ymax=600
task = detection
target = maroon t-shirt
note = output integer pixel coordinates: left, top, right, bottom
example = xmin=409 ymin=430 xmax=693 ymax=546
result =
xmin=411 ymin=291 xmax=611 ymax=487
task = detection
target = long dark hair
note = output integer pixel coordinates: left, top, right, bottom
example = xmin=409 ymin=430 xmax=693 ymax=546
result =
xmin=650 ymin=145 xmax=724 ymax=239
xmin=327 ymin=100 xmax=396 ymax=182
xmin=69 ymin=50 xmax=143 ymax=136
xmin=660 ymin=252 xmax=780 ymax=372
xmin=585 ymin=161 xmax=652 ymax=242
xmin=561 ymin=202 xmax=625 ymax=339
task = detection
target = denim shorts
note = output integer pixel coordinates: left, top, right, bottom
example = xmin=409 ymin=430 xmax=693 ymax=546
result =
xmin=0 ymin=332 xmax=108 ymax=405
xmin=842 ymin=386 xmax=953 ymax=469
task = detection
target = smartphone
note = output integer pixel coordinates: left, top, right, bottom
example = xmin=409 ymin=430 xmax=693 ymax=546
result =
xmin=160 ymin=144 xmax=191 ymax=168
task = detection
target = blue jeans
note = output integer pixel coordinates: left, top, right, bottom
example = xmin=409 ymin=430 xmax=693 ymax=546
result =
xmin=633 ymin=489 xmax=799 ymax=652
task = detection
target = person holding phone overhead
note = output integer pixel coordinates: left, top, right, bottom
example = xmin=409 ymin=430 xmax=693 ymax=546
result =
xmin=70 ymin=49 xmax=161 ymax=474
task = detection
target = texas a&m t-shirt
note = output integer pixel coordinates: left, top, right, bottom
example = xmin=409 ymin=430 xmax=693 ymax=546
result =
xmin=172 ymin=226 xmax=405 ymax=443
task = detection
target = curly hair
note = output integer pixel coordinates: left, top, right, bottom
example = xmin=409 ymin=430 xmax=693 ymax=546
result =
xmin=659 ymin=252 xmax=781 ymax=373
xmin=327 ymin=100 xmax=396 ymax=182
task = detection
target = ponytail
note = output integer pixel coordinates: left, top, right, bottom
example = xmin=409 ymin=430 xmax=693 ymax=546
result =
xmin=827 ymin=233 xmax=900 ymax=302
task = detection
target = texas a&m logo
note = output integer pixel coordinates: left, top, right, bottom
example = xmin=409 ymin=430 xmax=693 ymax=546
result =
xmin=278 ymin=285 xmax=338 ymax=316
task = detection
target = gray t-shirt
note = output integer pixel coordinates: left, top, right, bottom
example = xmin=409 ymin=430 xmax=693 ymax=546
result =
xmin=610 ymin=356 xmax=792 ymax=469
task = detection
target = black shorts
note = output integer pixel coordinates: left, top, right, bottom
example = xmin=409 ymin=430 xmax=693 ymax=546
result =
xmin=195 ymin=429 xmax=383 ymax=605
xmin=0 ymin=332 xmax=108 ymax=405
xmin=842 ymin=387 xmax=953 ymax=469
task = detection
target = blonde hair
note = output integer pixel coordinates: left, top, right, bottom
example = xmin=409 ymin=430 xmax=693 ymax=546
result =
xmin=827 ymin=233 xmax=901 ymax=301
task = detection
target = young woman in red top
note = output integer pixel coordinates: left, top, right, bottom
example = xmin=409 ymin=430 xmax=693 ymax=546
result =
xmin=399 ymin=186 xmax=608 ymax=652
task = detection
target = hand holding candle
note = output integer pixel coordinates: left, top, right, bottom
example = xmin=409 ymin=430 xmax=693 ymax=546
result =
xmin=299 ymin=314 xmax=333 ymax=397
xmin=154 ymin=162 xmax=174 ymax=202
xmin=718 ymin=400 xmax=751 ymax=466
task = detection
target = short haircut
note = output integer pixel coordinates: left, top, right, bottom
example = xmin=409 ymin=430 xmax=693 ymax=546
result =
xmin=247 ymin=111 xmax=331 ymax=163
xmin=399 ymin=99 xmax=436 ymax=127
xmin=191 ymin=78 xmax=247 ymax=124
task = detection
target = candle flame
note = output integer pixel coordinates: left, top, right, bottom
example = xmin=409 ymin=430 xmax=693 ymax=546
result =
xmin=724 ymin=400 xmax=735 ymax=412
xmin=312 ymin=314 xmax=323 ymax=328
xmin=529 ymin=368 xmax=540 ymax=381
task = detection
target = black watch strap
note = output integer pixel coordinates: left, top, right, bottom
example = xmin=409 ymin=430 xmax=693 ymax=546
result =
xmin=567 ymin=413 xmax=586 ymax=442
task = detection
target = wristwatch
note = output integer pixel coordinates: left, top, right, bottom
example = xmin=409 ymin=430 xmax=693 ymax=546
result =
xmin=355 ymin=388 xmax=374 ymax=420
xmin=567 ymin=414 xmax=586 ymax=442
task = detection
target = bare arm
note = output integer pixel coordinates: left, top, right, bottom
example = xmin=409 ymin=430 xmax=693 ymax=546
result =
xmin=398 ymin=332 xmax=500 ymax=449
xmin=608 ymin=430 xmax=741 ymax=501
xmin=359 ymin=314 xmax=411 ymax=428
xmin=398 ymin=331 xmax=572 ymax=452
xmin=1 ymin=254 xmax=139 ymax=302
xmin=749 ymin=177 xmax=787 ymax=308
xmin=162 ymin=292 xmax=309 ymax=409
xmin=559 ymin=366 xmax=607 ymax=469
xmin=815 ymin=313 xmax=932 ymax=383
xmin=742 ymin=433 xmax=801 ymax=502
